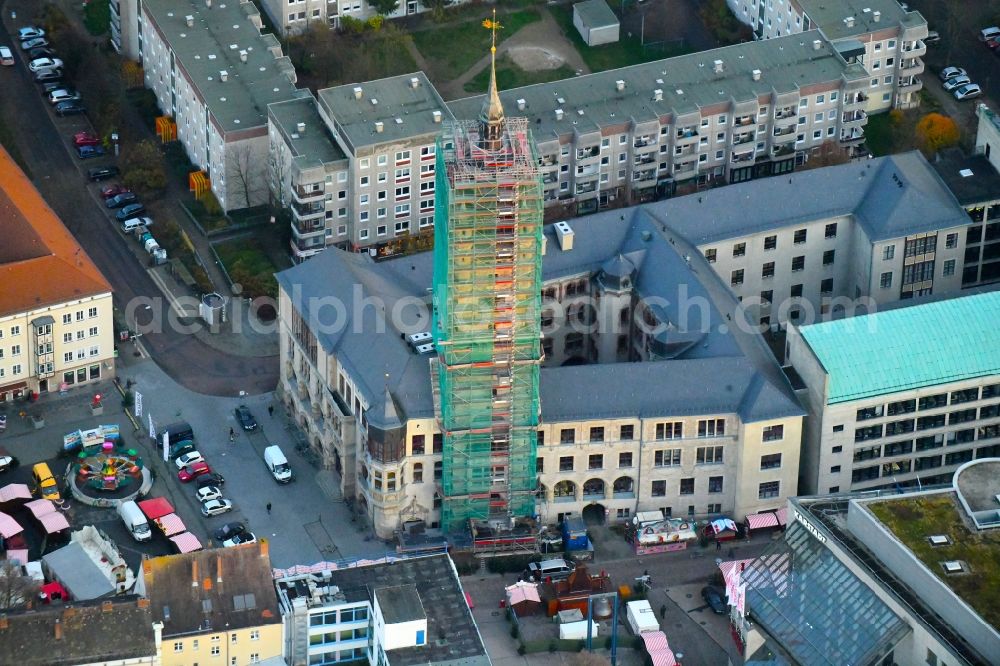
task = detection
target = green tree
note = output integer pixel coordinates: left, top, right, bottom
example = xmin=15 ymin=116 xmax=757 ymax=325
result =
xmin=368 ymin=0 xmax=399 ymax=16
xmin=121 ymin=140 xmax=168 ymax=195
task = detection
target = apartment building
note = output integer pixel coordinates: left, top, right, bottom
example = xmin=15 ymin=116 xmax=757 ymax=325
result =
xmin=258 ymin=0 xmax=475 ymax=36
xmin=726 ymin=0 xmax=928 ymax=111
xmin=136 ymin=541 xmax=283 ymax=666
xmin=275 ymin=554 xmax=487 ymax=666
xmin=0 ymin=146 xmax=115 ymax=402
xmin=275 ymin=204 xmax=804 ymax=538
xmin=786 ymin=291 xmax=1000 ymax=496
xmin=656 ymin=151 xmax=974 ymax=328
xmin=129 ymin=0 xmax=299 ymax=211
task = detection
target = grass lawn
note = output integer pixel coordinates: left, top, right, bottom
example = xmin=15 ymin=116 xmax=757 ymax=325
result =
xmin=84 ymin=0 xmax=110 ymax=36
xmin=463 ymin=54 xmax=576 ymax=94
xmin=412 ymin=9 xmax=541 ymax=81
xmin=869 ymin=494 xmax=1000 ymax=631
xmin=862 ymin=113 xmax=895 ymax=156
xmin=214 ymin=237 xmax=281 ymax=299
xmin=548 ymin=5 xmax=691 ymax=73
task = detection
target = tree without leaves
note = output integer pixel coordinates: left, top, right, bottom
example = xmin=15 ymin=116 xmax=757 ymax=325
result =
xmin=0 ymin=560 xmax=40 ymax=610
xmin=121 ymin=139 xmax=168 ymax=195
xmin=915 ymin=112 xmax=960 ymax=156
xmin=230 ymin=144 xmax=264 ymax=210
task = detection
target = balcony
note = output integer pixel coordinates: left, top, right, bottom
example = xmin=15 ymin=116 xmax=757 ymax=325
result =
xmin=898 ymin=77 xmax=922 ymax=93
xmin=293 ymin=185 xmax=325 ymax=204
xmin=674 ymin=160 xmax=698 ymax=176
xmin=842 ymin=110 xmax=867 ymax=124
xmin=539 ymin=155 xmax=558 ymax=167
xmin=733 ymin=133 xmax=754 ymax=145
xmin=292 ymin=200 xmax=325 ymax=221
xmin=633 ymin=168 xmax=656 ymax=183
xmin=734 ymin=115 xmax=755 ymax=127
xmin=575 ymin=181 xmax=598 ymax=195
xmin=576 ymin=146 xmax=600 ymax=160
xmin=902 ymin=40 xmax=926 ymax=57
xmin=900 ymin=58 xmax=924 ymax=75
xmin=731 ymin=150 xmax=755 ymax=164
xmin=633 ymin=154 xmax=656 ymax=166
xmin=542 ymin=173 xmax=558 ymax=185
xmin=292 ymin=219 xmax=325 ymax=238
xmin=633 ymin=136 xmax=656 ymax=148
xmin=773 ymin=128 xmax=797 ymax=144
xmin=841 ymin=127 xmax=865 ymax=143
xmin=674 ymin=144 xmax=696 ymax=158
xmin=844 ymin=91 xmax=869 ymax=106
xmin=675 ymin=127 xmax=699 ymax=142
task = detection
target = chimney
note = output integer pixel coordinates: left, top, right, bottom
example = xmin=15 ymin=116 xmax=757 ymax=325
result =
xmin=431 ymin=110 xmax=442 ymax=123
xmin=615 ymin=79 xmax=625 ymax=92
xmin=239 ymin=50 xmax=247 ymax=63
xmin=102 ymin=601 xmax=114 ymax=613
xmin=185 ymin=15 xmax=194 ymax=27
xmin=653 ymin=89 xmax=663 ymax=101
xmin=751 ymin=69 xmax=761 ymax=81
xmin=259 ymin=539 xmax=269 ymax=560
xmin=516 ymin=98 xmax=526 ymax=111
xmin=191 ymin=560 xmax=199 ymax=587
xmin=353 ymin=86 xmax=363 ymax=100
xmin=137 ymin=598 xmax=150 ymax=609
xmin=375 ymin=121 xmax=384 ymax=133
xmin=296 ymin=122 xmax=306 ymax=134
xmin=812 ymin=39 xmax=822 ymax=50
xmin=216 ymin=554 xmax=223 ymax=584
xmin=554 ymin=109 xmax=564 ymax=121
xmin=713 ymin=59 xmax=724 ymax=74
xmin=54 ymin=619 xmax=62 ymax=641
xmin=409 ymin=76 xmax=420 ymax=89
xmin=873 ymin=10 xmax=880 ymax=21
xmin=219 ymin=70 xmax=229 ymax=82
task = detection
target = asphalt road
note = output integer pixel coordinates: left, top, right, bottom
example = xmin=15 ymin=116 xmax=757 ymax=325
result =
xmin=0 ymin=13 xmax=277 ymax=397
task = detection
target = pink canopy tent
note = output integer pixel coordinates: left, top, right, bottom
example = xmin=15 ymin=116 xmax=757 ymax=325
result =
xmin=38 ymin=512 xmax=70 ymax=534
xmin=5 ymin=548 xmax=29 ymax=565
xmin=641 ymin=631 xmax=678 ymax=666
xmin=24 ymin=499 xmax=57 ymax=518
xmin=0 ymin=512 xmax=24 ymax=538
xmin=169 ymin=532 xmax=202 ymax=553
xmin=745 ymin=511 xmax=779 ymax=531
xmin=138 ymin=497 xmax=174 ymax=521
xmin=0 ymin=484 xmax=32 ymax=504
xmin=155 ymin=513 xmax=186 ymax=537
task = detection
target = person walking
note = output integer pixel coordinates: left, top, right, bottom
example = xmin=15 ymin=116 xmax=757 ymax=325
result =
xmin=715 ymin=538 xmax=722 ymax=551
xmin=266 ymin=502 xmax=272 ymax=515
xmin=268 ymin=405 xmax=274 ymax=418
xmin=229 ymin=427 xmax=235 ymax=442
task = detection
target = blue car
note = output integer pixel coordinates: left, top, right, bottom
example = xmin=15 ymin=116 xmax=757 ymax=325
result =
xmin=77 ymin=145 xmax=106 ymax=160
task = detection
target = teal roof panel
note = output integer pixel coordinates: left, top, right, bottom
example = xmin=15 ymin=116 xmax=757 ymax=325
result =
xmin=799 ymin=292 xmax=1000 ymax=404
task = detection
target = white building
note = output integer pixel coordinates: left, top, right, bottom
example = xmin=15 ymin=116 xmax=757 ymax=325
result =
xmin=786 ymin=290 xmax=1000 ymax=496
xmin=257 ymin=0 xmax=477 ymax=36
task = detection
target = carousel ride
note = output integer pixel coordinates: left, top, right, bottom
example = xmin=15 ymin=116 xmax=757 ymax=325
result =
xmin=66 ymin=427 xmax=144 ymax=498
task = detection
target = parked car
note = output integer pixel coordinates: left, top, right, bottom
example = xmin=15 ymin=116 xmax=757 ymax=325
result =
xmin=116 ymin=203 xmax=146 ymax=222
xmin=942 ymin=75 xmax=972 ymax=92
xmin=17 ymin=27 xmax=45 ymax=40
xmin=106 ymin=192 xmax=138 ymax=208
xmin=0 ymin=447 xmax=20 ymax=473
xmin=200 ymin=498 xmax=233 ymax=517
xmin=701 ymin=586 xmax=727 ymax=614
xmin=223 ymin=532 xmax=256 ymax=548
xmin=43 ymin=82 xmax=71 ymax=94
xmin=178 ymin=461 xmax=213 ymax=483
xmin=939 ymin=66 xmax=966 ymax=82
xmin=28 ymin=46 xmax=55 ymax=59
xmin=175 ymin=451 xmax=205 ymax=469
xmin=954 ymin=84 xmax=983 ymax=100
xmin=20 ymin=37 xmax=48 ymax=51
xmin=195 ymin=472 xmax=225 ymax=489
xmin=100 ymin=183 xmax=130 ymax=198
xmin=50 ymin=88 xmax=82 ymax=105
xmin=54 ymin=100 xmax=86 ymax=117
xmin=234 ymin=405 xmax=257 ymax=431
xmin=88 ymin=165 xmax=120 ymax=181
xmin=980 ymin=26 xmax=1000 ymax=42
xmin=0 ymin=46 xmax=14 ymax=66
xmin=214 ymin=521 xmax=246 ymax=542
xmin=988 ymin=36 xmax=1000 ymax=50
xmin=196 ymin=486 xmax=223 ymax=502
xmin=28 ymin=56 xmax=62 ymax=72
xmin=121 ymin=216 xmax=153 ymax=232
xmin=75 ymin=131 xmax=101 ymax=147
xmin=33 ymin=69 xmax=62 ymax=83
xmin=169 ymin=440 xmax=195 ymax=459
xmin=76 ymin=145 xmax=105 ymax=160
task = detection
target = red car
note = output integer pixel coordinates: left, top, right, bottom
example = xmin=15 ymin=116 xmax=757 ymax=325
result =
xmin=101 ymin=184 xmax=131 ymax=199
xmin=73 ymin=131 xmax=101 ymax=147
xmin=178 ymin=461 xmax=212 ymax=483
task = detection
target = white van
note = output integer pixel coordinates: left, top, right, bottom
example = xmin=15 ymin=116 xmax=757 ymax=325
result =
xmin=121 ymin=216 xmax=151 ymax=233
xmin=527 ymin=558 xmax=574 ymax=582
xmin=263 ymin=445 xmax=292 ymax=483
xmin=118 ymin=500 xmax=152 ymax=542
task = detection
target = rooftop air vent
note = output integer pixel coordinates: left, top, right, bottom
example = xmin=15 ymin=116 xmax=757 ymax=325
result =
xmin=844 ymin=16 xmax=855 ymax=28
xmin=873 ymin=10 xmax=881 ymax=21
xmin=752 ymin=69 xmax=761 ymax=81
xmin=432 ymin=110 xmax=442 ymax=123
xmin=517 ymin=98 xmax=526 ymax=111
xmin=407 ymin=332 xmax=432 ymax=346
xmin=813 ymin=39 xmax=822 ymax=50
xmin=415 ymin=343 xmax=435 ymax=355
xmin=296 ymin=122 xmax=305 ymax=134
xmin=370 ymin=98 xmax=378 ymax=106
xmin=353 ymin=87 xmax=363 ymax=100
xmin=185 ymin=15 xmax=194 ymax=27
xmin=927 ymin=535 xmax=950 ymax=546
xmin=554 ymin=221 xmax=574 ymax=251
xmin=239 ymin=50 xmax=247 ymax=63
xmin=653 ymin=89 xmax=663 ymax=101
xmin=219 ymin=70 xmax=229 ymax=82
xmin=942 ymin=560 xmax=964 ymax=574
xmin=555 ymin=108 xmax=564 ymax=121
xmin=615 ymin=79 xmax=625 ymax=92
xmin=375 ymin=121 xmax=384 ymax=133
xmin=394 ymin=118 xmax=403 ymax=125
xmin=713 ymin=59 xmax=724 ymax=74
xmin=410 ymin=76 xmax=420 ymax=88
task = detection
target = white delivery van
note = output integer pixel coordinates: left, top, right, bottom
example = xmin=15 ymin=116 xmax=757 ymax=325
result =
xmin=263 ymin=445 xmax=292 ymax=483
xmin=118 ymin=500 xmax=152 ymax=542
xmin=626 ymin=599 xmax=659 ymax=635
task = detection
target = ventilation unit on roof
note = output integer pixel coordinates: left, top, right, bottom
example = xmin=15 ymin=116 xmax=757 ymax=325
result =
xmin=185 ymin=15 xmax=194 ymax=27
xmin=653 ymin=89 xmax=663 ymax=101
xmin=517 ymin=98 xmax=526 ymax=111
xmin=873 ymin=10 xmax=881 ymax=21
xmin=927 ymin=535 xmax=950 ymax=546
xmin=408 ymin=332 xmax=432 ymax=346
xmin=415 ymin=343 xmax=435 ymax=355
xmin=394 ymin=118 xmax=403 ymax=125
xmin=375 ymin=121 xmax=384 ymax=133
xmin=554 ymin=221 xmax=574 ymax=251
xmin=713 ymin=59 xmax=724 ymax=74
xmin=432 ymin=110 xmax=442 ymax=123
xmin=353 ymin=87 xmax=363 ymax=100
xmin=410 ymin=76 xmax=420 ymax=88
xmin=615 ymin=79 xmax=625 ymax=92
xmin=942 ymin=561 xmax=964 ymax=574
xmin=370 ymin=98 xmax=378 ymax=106
xmin=239 ymin=50 xmax=247 ymax=63
xmin=219 ymin=70 xmax=229 ymax=82
xmin=297 ymin=122 xmax=306 ymax=134
xmin=554 ymin=109 xmax=564 ymax=121
xmin=205 ymin=0 xmax=212 ymax=7
xmin=752 ymin=69 xmax=761 ymax=81
xmin=844 ymin=16 xmax=855 ymax=28
xmin=813 ymin=39 xmax=822 ymax=51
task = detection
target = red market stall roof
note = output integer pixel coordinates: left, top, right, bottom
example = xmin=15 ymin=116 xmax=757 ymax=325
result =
xmin=155 ymin=513 xmax=186 ymax=537
xmin=169 ymin=532 xmax=202 ymax=553
xmin=138 ymin=497 xmax=174 ymax=521
xmin=40 ymin=581 xmax=69 ymax=603
xmin=746 ymin=512 xmax=779 ymax=530
xmin=39 ymin=512 xmax=70 ymax=534
xmin=506 ymin=581 xmax=541 ymax=605
xmin=0 ymin=512 xmax=23 ymax=538
xmin=641 ymin=631 xmax=677 ymax=666
xmin=5 ymin=548 xmax=29 ymax=565
xmin=25 ymin=498 xmax=57 ymax=518
xmin=0 ymin=484 xmax=31 ymax=503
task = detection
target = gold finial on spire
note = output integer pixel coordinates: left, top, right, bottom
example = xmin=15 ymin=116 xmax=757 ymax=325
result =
xmin=480 ymin=8 xmax=505 ymax=143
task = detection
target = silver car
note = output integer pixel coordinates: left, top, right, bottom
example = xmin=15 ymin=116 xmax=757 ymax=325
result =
xmin=200 ymin=498 xmax=233 ymax=517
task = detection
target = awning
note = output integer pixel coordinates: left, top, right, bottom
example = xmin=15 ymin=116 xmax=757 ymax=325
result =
xmin=776 ymin=508 xmax=788 ymax=526
xmin=0 ymin=381 xmax=27 ymax=394
xmin=155 ymin=513 xmax=186 ymax=537
xmin=138 ymin=497 xmax=174 ymax=521
xmin=39 ymin=512 xmax=70 ymax=534
xmin=25 ymin=499 xmax=57 ymax=518
xmin=0 ymin=512 xmax=23 ymax=538
xmin=170 ymin=532 xmax=202 ymax=553
xmin=641 ymin=631 xmax=677 ymax=666
xmin=0 ymin=484 xmax=32 ymax=503
xmin=5 ymin=548 xmax=29 ymax=565
xmin=745 ymin=511 xmax=779 ymax=531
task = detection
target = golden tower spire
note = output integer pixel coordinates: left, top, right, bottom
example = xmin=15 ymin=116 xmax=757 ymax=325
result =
xmin=480 ymin=9 xmax=505 ymax=150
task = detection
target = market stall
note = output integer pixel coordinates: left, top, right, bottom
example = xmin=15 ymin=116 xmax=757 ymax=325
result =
xmin=137 ymin=497 xmax=173 ymax=521
xmin=169 ymin=532 xmax=202 ymax=554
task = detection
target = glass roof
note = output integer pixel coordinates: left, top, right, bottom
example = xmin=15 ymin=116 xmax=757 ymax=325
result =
xmin=743 ymin=522 xmax=910 ymax=666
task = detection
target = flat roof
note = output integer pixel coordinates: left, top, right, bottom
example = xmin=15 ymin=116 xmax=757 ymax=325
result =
xmin=269 ymin=93 xmax=347 ymax=170
xmin=376 ymin=584 xmax=425 ymax=624
xmin=797 ymin=0 xmax=915 ymax=40
xmin=930 ymin=149 xmax=1000 ymax=206
xmin=449 ymin=31 xmax=866 ymax=143
xmin=318 ymin=72 xmax=454 ymax=152
xmin=797 ymin=291 xmax=1000 ymax=404
xmin=41 ymin=542 xmax=115 ymax=600
xmin=142 ymin=0 xmax=298 ymax=133
xmin=574 ymin=0 xmax=619 ymax=29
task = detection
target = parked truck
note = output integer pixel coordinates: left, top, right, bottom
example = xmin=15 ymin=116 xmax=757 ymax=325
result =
xmin=117 ymin=500 xmax=152 ymax=542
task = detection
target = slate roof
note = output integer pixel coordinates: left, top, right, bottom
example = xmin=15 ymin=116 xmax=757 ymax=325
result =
xmin=0 ymin=146 xmax=112 ymax=317
xmin=797 ymin=291 xmax=1000 ymax=404
xmin=0 ymin=596 xmax=156 ymax=666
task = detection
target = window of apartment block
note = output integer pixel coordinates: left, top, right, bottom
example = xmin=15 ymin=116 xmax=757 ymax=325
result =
xmin=620 ymin=424 xmax=634 ymax=440
xmin=880 ymin=272 xmax=893 ymax=289
xmin=697 ymin=419 xmax=725 ymax=437
xmin=764 ymin=235 xmax=777 ymax=250
xmin=919 ymin=393 xmax=947 ymax=410
xmin=943 ymin=259 xmax=956 ymax=276
xmin=760 ymin=453 xmax=782 ymax=470
xmin=654 ymin=449 xmax=681 ymax=466
xmin=679 ymin=478 xmax=695 ymax=495
xmin=590 ymin=427 xmax=605 ymax=442
xmin=762 ymin=262 xmax=775 ymax=279
xmin=652 ymin=480 xmax=666 ymax=497
xmin=761 ymin=290 xmax=773 ymax=304
xmin=705 ymin=248 xmax=717 ymax=263
xmin=821 ymin=278 xmax=833 ymax=294
xmin=707 ymin=503 xmax=722 ymax=514
xmin=697 ymin=446 xmax=724 ymax=464
xmin=823 ymin=250 xmax=835 ymax=265
xmin=589 ymin=454 xmax=603 ymax=470
xmin=758 ymin=481 xmax=780 ymax=499
xmin=433 ymin=434 xmax=443 ymax=453
xmin=536 ymin=457 xmax=544 ymax=473
xmin=655 ymin=422 xmax=683 ymax=439
xmin=411 ymin=435 xmax=425 ymax=455
xmin=793 ymin=229 xmax=807 ymax=244
xmin=883 ymin=244 xmax=895 ymax=260
xmin=762 ymin=424 xmax=784 ymax=442
xmin=917 ymin=414 xmax=946 ymax=430
xmin=951 ymin=388 xmax=979 ymax=404
xmin=559 ymin=456 xmax=574 ymax=471
xmin=945 ymin=232 xmax=958 ymax=249
xmin=708 ymin=476 xmax=724 ymax=493
xmin=560 ymin=428 xmax=575 ymax=444
xmin=790 ymin=284 xmax=803 ymax=298
xmin=733 ymin=242 xmax=746 ymax=257
xmin=619 ymin=452 xmax=633 ymax=467
xmin=731 ymin=269 xmax=744 ymax=286
xmin=791 ymin=256 xmax=805 ymax=271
